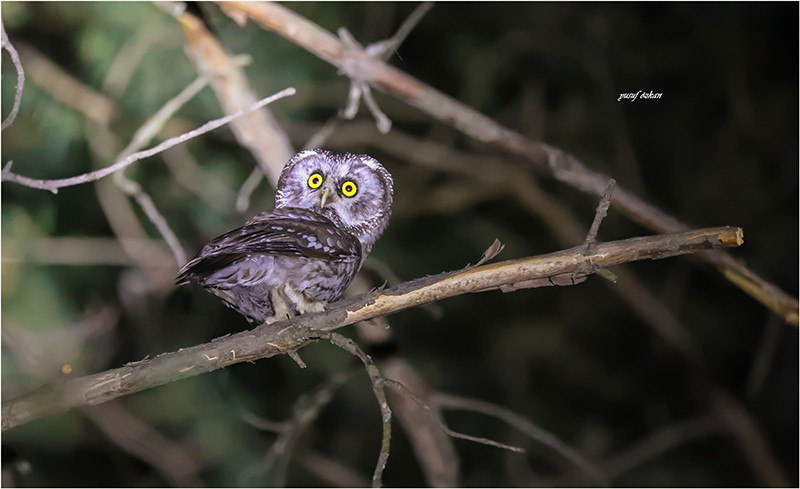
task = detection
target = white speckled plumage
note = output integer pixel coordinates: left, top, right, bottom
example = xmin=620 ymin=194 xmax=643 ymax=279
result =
xmin=176 ymin=150 xmax=393 ymax=326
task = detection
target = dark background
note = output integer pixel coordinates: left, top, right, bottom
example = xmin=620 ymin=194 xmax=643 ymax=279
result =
xmin=2 ymin=2 xmax=797 ymax=487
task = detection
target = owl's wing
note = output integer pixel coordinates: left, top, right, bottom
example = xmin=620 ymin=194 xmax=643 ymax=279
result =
xmin=176 ymin=208 xmax=361 ymax=287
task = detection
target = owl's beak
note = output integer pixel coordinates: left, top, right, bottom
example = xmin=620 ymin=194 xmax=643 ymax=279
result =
xmin=319 ymin=188 xmax=330 ymax=208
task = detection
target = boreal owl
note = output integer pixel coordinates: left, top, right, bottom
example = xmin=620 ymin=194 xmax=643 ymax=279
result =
xmin=176 ymin=150 xmax=393 ymax=325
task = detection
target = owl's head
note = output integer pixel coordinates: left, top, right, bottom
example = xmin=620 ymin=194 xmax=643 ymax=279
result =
xmin=275 ymin=150 xmax=394 ymax=252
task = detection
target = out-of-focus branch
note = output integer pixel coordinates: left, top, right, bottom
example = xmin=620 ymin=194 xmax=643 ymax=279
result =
xmin=300 ymin=451 xmax=371 ymax=488
xmin=2 ymin=237 xmax=174 ymax=268
xmin=745 ymin=313 xmax=783 ymax=398
xmin=240 ymin=374 xmax=348 ymax=486
xmin=603 ymin=416 xmax=723 ymax=479
xmin=1 ymin=88 xmax=296 ymax=193
xmin=2 ymin=315 xmax=205 ymax=488
xmin=2 ymin=226 xmax=743 ymax=431
xmin=175 ymin=10 xmax=296 ymax=213
xmin=216 ymin=1 xmax=798 ymax=326
xmin=109 ymin=75 xmax=213 ymax=268
xmin=162 ymin=144 xmax=236 ymax=214
xmin=324 ymin=334 xmax=391 ymax=488
xmin=430 ymin=392 xmax=607 ymax=487
xmin=83 ymin=402 xmax=205 ymax=487
xmin=14 ymin=42 xmax=115 ymax=125
xmin=382 ymin=359 xmax=460 ymax=488
xmin=1 ymin=16 xmax=26 ymax=131
xmin=711 ymin=391 xmax=789 ymax=487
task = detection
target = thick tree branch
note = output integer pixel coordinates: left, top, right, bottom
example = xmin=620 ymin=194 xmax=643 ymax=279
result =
xmin=215 ymin=1 xmax=797 ymax=326
xmin=2 ymin=226 xmax=743 ymax=431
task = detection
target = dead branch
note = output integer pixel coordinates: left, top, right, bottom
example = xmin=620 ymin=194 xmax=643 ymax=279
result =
xmin=1 ymin=226 xmax=743 ymax=431
xmin=214 ymin=1 xmax=797 ymax=326
xmin=1 ymin=17 xmax=25 ymax=131
xmin=430 ymin=392 xmax=607 ymax=487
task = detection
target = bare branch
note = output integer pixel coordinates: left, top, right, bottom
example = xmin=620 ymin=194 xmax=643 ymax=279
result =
xmin=386 ymin=380 xmax=524 ymax=454
xmin=216 ymin=0 xmax=798 ymax=326
xmin=1 ymin=17 xmax=25 ymax=131
xmin=2 ymin=237 xmax=174 ymax=268
xmin=585 ymin=178 xmax=616 ymax=248
xmin=603 ymin=416 xmax=723 ymax=479
xmin=381 ymin=359 xmax=459 ymax=487
xmin=300 ymin=450 xmax=371 ymax=488
xmin=711 ymin=390 xmax=790 ymax=487
xmin=373 ymin=2 xmax=434 ymax=60
xmin=241 ymin=374 xmax=348 ymax=486
xmin=745 ymin=313 xmax=784 ymax=398
xmin=430 ymin=392 xmax=607 ymax=486
xmin=1 ymin=226 xmax=744 ymax=431
xmin=324 ymin=333 xmax=392 ymax=488
xmin=1 ymin=88 xmax=296 ymax=193
xmin=236 ymin=165 xmax=268 ymax=213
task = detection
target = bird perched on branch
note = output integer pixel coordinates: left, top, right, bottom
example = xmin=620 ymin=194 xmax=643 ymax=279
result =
xmin=176 ymin=150 xmax=393 ymax=326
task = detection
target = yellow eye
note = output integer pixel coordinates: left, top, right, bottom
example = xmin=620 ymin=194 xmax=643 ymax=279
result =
xmin=308 ymin=173 xmax=323 ymax=189
xmin=341 ymin=181 xmax=358 ymax=197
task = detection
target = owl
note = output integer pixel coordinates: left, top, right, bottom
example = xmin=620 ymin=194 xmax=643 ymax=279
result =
xmin=176 ymin=150 xmax=394 ymax=326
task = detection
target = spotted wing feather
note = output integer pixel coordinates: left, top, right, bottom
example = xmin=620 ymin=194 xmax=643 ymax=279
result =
xmin=176 ymin=207 xmax=362 ymax=288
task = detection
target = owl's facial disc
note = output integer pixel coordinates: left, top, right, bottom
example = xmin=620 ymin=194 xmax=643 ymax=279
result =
xmin=276 ymin=150 xmax=393 ymax=248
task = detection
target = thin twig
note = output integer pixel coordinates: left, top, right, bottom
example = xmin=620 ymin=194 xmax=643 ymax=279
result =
xmin=386 ymin=381 xmax=524 ymax=454
xmin=430 ymin=392 xmax=607 ymax=486
xmin=300 ymin=450 xmax=371 ymax=488
xmin=109 ymin=75 xmax=211 ymax=267
xmin=118 ymin=76 xmax=210 ymax=161
xmin=381 ymin=359 xmax=458 ymax=487
xmin=1 ymin=17 xmax=25 ymax=131
xmin=585 ymin=178 xmax=616 ymax=248
xmin=711 ymin=390 xmax=789 ymax=487
xmin=1 ymin=226 xmax=744 ymax=431
xmin=603 ymin=416 xmax=723 ymax=479
xmin=323 ymin=333 xmax=392 ymax=488
xmin=240 ymin=410 xmax=286 ymax=433
xmin=236 ymin=165 xmax=268 ymax=213
xmin=377 ymin=2 xmax=434 ymax=59
xmin=1 ymin=88 xmax=296 ymax=193
xmin=745 ymin=312 xmax=784 ymax=398
xmin=241 ymin=374 xmax=348 ymax=486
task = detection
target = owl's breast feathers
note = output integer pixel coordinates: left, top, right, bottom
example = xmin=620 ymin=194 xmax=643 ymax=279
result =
xmin=176 ymin=208 xmax=363 ymax=325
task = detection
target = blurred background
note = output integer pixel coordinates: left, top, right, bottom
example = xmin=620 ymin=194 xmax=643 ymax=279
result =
xmin=1 ymin=2 xmax=797 ymax=487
